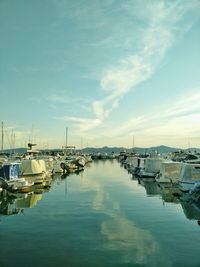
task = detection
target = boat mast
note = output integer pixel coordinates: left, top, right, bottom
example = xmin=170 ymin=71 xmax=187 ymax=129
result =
xmin=64 ymin=127 xmax=68 ymax=155
xmin=80 ymin=137 xmax=83 ymax=153
xmin=1 ymin=121 xmax=3 ymax=152
xmin=66 ymin=127 xmax=68 ymax=148
xmin=132 ymin=135 xmax=135 ymax=153
xmin=11 ymin=129 xmax=15 ymax=154
xmin=13 ymin=132 xmax=15 ymax=154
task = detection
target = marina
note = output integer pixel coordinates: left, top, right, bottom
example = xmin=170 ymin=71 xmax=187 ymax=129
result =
xmin=1 ymin=1 xmax=200 ymax=266
xmin=1 ymin=158 xmax=200 ymax=267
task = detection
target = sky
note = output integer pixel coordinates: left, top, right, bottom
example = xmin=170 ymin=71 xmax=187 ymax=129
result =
xmin=1 ymin=0 xmax=200 ymax=150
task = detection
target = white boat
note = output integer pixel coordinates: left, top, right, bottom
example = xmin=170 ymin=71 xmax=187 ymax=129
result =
xmin=20 ymin=159 xmax=48 ymax=176
xmin=132 ymin=157 xmax=146 ymax=176
xmin=155 ymin=161 xmax=183 ymax=184
xmin=138 ymin=158 xmax=165 ymax=178
xmin=84 ymin=154 xmax=93 ymax=163
xmin=60 ymin=161 xmax=84 ymax=173
xmin=0 ymin=162 xmax=31 ymax=192
xmin=52 ymin=157 xmax=64 ymax=173
xmin=76 ymin=155 xmax=86 ymax=167
xmin=59 ymin=155 xmax=86 ymax=173
xmin=124 ymin=156 xmax=138 ymax=172
xmin=178 ymin=163 xmax=200 ymax=191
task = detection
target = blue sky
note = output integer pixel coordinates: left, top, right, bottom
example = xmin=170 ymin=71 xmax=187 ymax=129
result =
xmin=1 ymin=0 xmax=200 ymax=149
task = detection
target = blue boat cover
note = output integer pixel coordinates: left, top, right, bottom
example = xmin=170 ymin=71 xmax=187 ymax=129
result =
xmin=0 ymin=163 xmax=20 ymax=180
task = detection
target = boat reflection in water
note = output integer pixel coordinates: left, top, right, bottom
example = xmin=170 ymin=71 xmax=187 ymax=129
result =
xmin=138 ymin=178 xmax=161 ymax=197
xmin=0 ymin=191 xmax=23 ymax=216
xmin=137 ymin=177 xmax=181 ymax=205
xmin=0 ymin=191 xmax=42 ymax=217
xmin=139 ymin=175 xmax=200 ymax=226
xmin=160 ymin=184 xmax=180 ymax=204
xmin=3 ymin=159 xmax=200 ymax=267
xmin=0 ymin=175 xmax=52 ymax=218
xmin=15 ymin=192 xmax=43 ymax=209
xmin=179 ymin=191 xmax=200 ymax=226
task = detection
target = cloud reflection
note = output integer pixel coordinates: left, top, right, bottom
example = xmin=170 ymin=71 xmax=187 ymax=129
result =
xmin=79 ymin=170 xmax=172 ymax=266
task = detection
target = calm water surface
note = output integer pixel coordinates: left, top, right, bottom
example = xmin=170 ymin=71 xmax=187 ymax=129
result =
xmin=1 ymin=159 xmax=200 ymax=267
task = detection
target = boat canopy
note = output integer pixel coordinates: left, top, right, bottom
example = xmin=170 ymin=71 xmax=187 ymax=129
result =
xmin=160 ymin=162 xmax=182 ymax=179
xmin=126 ymin=156 xmax=138 ymax=167
xmin=179 ymin=164 xmax=200 ymax=182
xmin=20 ymin=159 xmax=46 ymax=175
xmin=145 ymin=158 xmax=165 ymax=173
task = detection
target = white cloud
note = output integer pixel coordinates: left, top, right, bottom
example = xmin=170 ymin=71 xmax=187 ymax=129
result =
xmin=95 ymin=88 xmax=200 ymax=147
xmin=166 ymin=91 xmax=200 ymax=119
xmin=46 ymin=94 xmax=90 ymax=104
xmin=62 ymin=116 xmax=102 ymax=133
xmin=54 ymin=0 xmax=200 ymax=145
xmin=101 ymin=55 xmax=152 ymax=94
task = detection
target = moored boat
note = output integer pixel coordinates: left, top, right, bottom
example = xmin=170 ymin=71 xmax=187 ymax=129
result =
xmin=178 ymin=163 xmax=200 ymax=192
xmin=155 ymin=161 xmax=183 ymax=184
xmin=0 ymin=162 xmax=32 ymax=192
xmin=138 ymin=157 xmax=165 ymax=179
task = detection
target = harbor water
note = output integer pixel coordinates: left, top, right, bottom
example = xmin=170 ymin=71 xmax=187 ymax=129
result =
xmin=1 ymin=159 xmax=200 ymax=267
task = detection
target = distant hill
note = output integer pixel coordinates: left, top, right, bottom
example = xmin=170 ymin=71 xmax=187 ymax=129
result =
xmin=0 ymin=147 xmax=27 ymax=155
xmin=79 ymin=145 xmax=200 ymax=154
xmin=79 ymin=146 xmax=125 ymax=154
xmin=1 ymin=145 xmax=200 ymax=155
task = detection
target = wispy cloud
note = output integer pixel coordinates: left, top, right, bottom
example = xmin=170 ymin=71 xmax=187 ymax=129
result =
xmin=165 ymin=91 xmax=200 ymax=119
xmin=96 ymin=88 xmax=200 ymax=147
xmin=61 ymin=1 xmax=199 ymax=136
xmin=95 ymin=1 xmax=199 ymax=121
xmin=10 ymin=63 xmax=67 ymax=74
xmin=46 ymin=93 xmax=91 ymax=105
xmin=61 ymin=115 xmax=101 ymax=132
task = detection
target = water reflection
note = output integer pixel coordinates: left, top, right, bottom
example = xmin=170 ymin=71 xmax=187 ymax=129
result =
xmin=74 ymin=163 xmax=173 ymax=266
xmin=134 ymin=175 xmax=200 ymax=230
xmin=25 ymin=173 xmax=52 ymax=187
xmin=179 ymin=191 xmax=200 ymax=225
xmin=101 ymin=215 xmax=164 ymax=265
xmin=159 ymin=184 xmax=180 ymax=204
xmin=0 ymin=192 xmax=23 ymax=216
xmin=136 ymin=176 xmax=182 ymax=206
xmin=0 ymin=191 xmax=42 ymax=217
xmin=0 ymin=175 xmax=53 ymax=219
xmin=2 ymin=159 xmax=200 ymax=267
xmin=16 ymin=193 xmax=42 ymax=208
xmin=138 ymin=178 xmax=161 ymax=196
